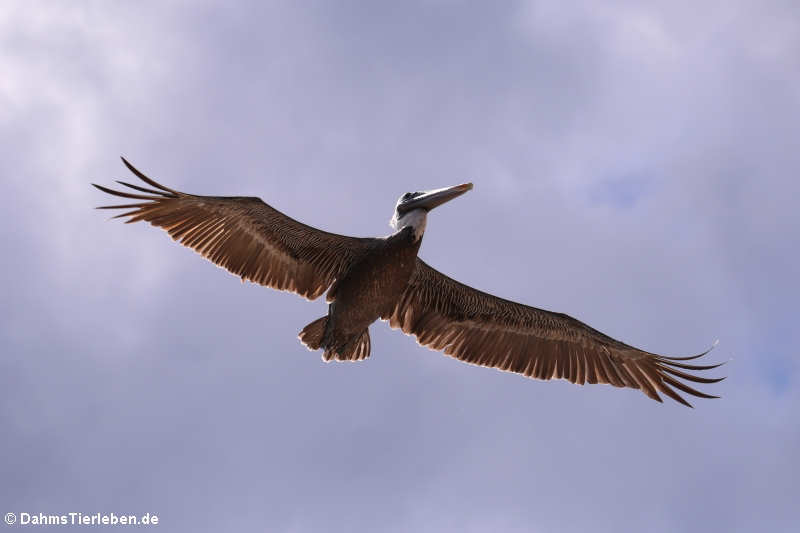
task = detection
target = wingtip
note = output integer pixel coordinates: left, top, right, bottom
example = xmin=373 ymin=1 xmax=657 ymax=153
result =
xmin=700 ymin=339 xmax=720 ymax=357
xmin=677 ymin=392 xmax=694 ymax=408
xmin=658 ymin=340 xmax=721 ymax=361
xmin=117 ymin=156 xmax=180 ymax=195
xmin=120 ymin=155 xmax=137 ymax=173
xmin=92 ymin=183 xmax=116 ymax=195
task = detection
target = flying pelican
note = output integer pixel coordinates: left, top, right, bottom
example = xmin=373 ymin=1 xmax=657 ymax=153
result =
xmin=94 ymin=158 xmax=724 ymax=407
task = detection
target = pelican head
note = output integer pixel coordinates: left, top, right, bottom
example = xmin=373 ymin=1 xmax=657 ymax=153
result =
xmin=390 ymin=183 xmax=473 ymax=240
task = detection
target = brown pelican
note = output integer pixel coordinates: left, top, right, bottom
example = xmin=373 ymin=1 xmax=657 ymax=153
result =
xmin=94 ymin=158 xmax=724 ymax=407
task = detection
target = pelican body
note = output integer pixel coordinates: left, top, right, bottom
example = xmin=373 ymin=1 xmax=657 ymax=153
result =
xmin=300 ymin=184 xmax=471 ymax=360
xmin=94 ymin=159 xmax=723 ymax=407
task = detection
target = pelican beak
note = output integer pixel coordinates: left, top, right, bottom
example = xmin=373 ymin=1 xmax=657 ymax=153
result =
xmin=399 ymin=183 xmax=473 ymax=214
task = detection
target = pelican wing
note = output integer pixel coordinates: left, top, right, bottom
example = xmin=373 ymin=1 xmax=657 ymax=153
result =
xmin=387 ymin=259 xmax=724 ymax=406
xmin=94 ymin=158 xmax=376 ymax=300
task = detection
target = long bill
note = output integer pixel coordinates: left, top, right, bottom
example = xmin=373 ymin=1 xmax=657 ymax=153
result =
xmin=399 ymin=183 xmax=474 ymax=213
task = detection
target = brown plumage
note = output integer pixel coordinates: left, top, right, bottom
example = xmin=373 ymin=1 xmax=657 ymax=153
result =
xmin=94 ymin=158 xmax=724 ymax=407
xmin=385 ymin=261 xmax=723 ymax=407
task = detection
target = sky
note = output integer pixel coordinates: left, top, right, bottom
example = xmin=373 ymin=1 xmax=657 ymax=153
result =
xmin=1 ymin=1 xmax=798 ymax=531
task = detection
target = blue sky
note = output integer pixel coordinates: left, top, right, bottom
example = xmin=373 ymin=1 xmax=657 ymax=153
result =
xmin=2 ymin=1 xmax=798 ymax=531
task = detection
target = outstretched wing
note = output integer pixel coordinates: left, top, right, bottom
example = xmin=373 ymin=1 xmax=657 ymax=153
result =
xmin=387 ymin=259 xmax=724 ymax=406
xmin=94 ymin=158 xmax=377 ymax=300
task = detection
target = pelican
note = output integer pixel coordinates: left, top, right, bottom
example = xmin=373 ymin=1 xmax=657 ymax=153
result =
xmin=94 ymin=158 xmax=724 ymax=407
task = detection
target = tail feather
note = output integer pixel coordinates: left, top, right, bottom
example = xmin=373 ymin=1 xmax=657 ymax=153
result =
xmin=299 ymin=317 xmax=371 ymax=362
xmin=298 ymin=316 xmax=328 ymax=350
xmin=323 ymin=329 xmax=371 ymax=362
